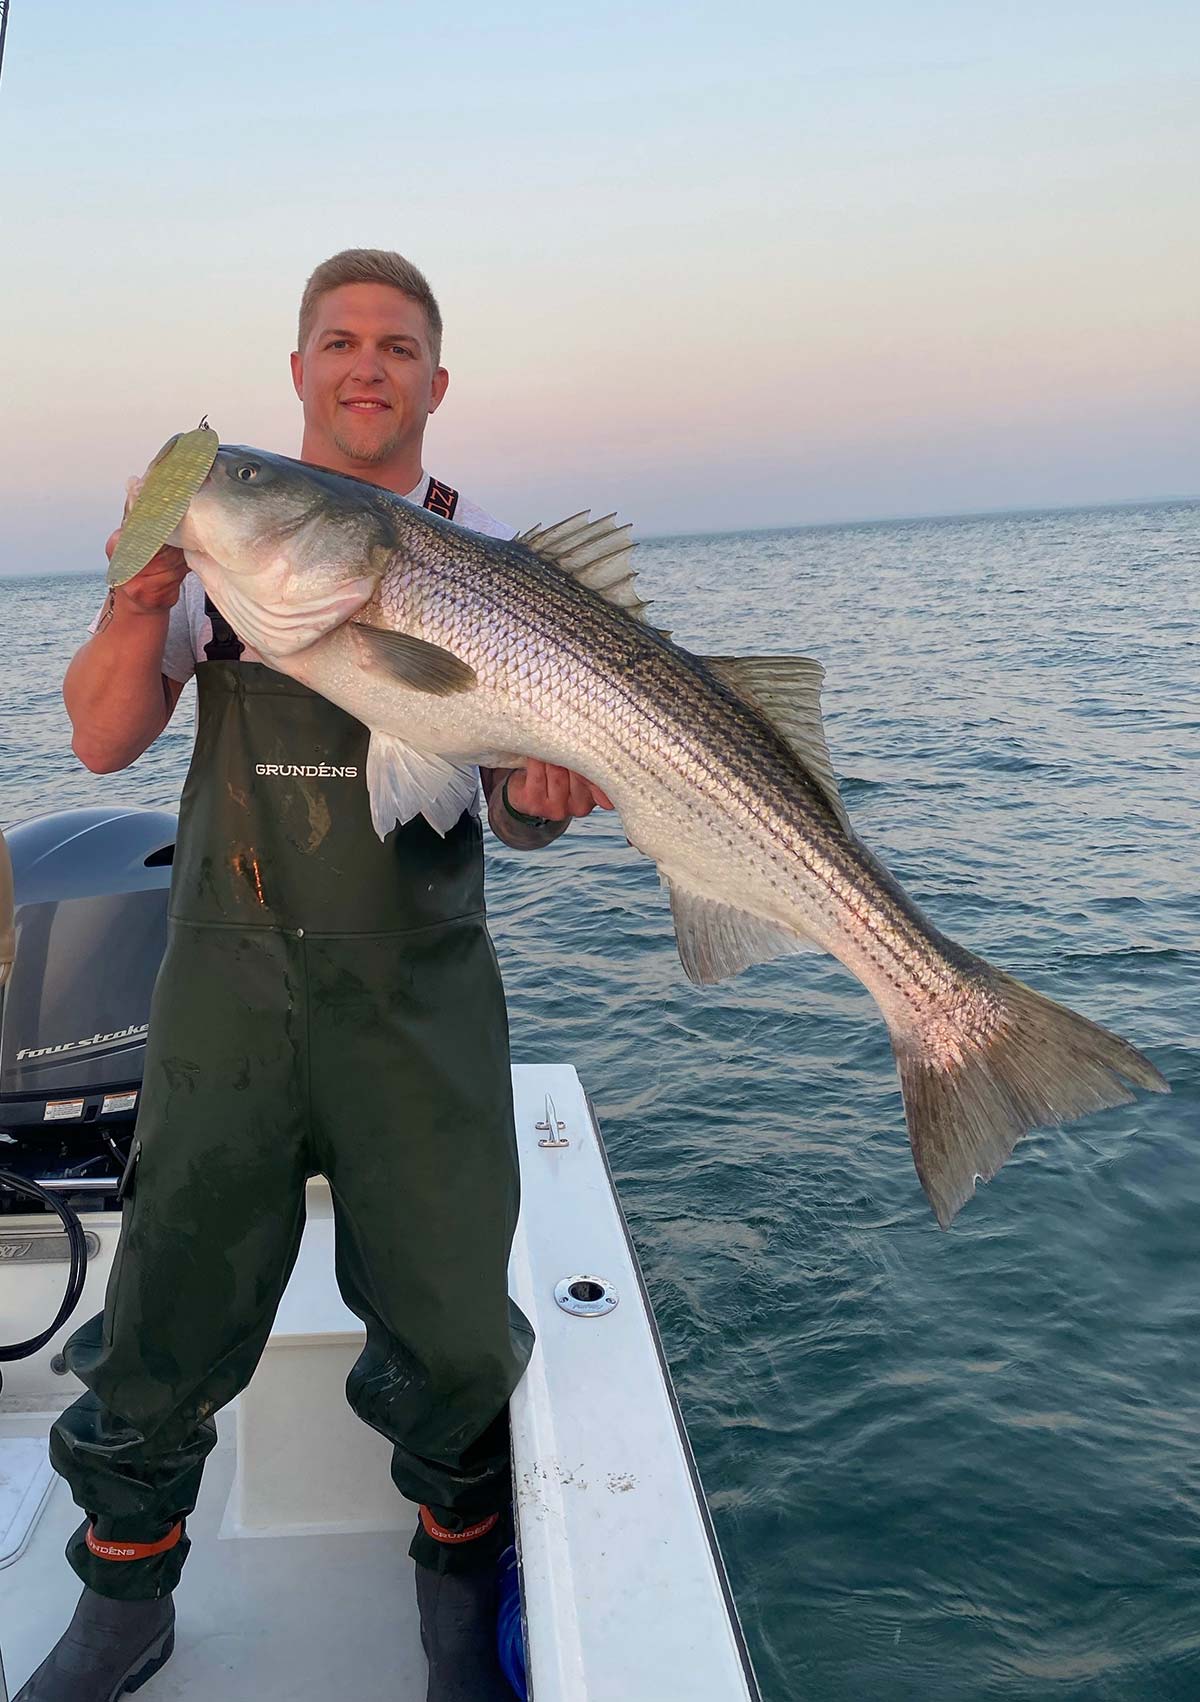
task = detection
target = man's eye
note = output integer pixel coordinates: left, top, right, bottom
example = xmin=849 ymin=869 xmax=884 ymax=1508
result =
xmin=390 ymin=345 xmax=413 ymax=357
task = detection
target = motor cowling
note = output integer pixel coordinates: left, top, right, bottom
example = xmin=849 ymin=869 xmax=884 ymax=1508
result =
xmin=0 ymin=807 xmax=175 ymax=1139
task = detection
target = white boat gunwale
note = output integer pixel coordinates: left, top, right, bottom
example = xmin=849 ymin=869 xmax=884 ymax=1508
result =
xmin=579 ymin=1085 xmax=762 ymax=1700
xmin=1 ymin=1063 xmax=762 ymax=1702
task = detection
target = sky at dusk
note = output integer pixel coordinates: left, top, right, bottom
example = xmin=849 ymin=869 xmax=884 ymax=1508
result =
xmin=1 ymin=0 xmax=1197 ymax=572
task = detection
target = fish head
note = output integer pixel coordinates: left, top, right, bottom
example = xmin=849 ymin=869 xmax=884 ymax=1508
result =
xmin=177 ymin=446 xmax=398 ymax=658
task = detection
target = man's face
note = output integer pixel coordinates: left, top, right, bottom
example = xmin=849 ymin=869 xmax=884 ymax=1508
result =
xmin=290 ymin=283 xmax=448 ymax=474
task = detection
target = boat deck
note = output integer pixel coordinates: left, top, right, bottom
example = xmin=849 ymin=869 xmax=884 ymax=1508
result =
xmin=0 ymin=1065 xmax=759 ymax=1702
xmin=1 ymin=1408 xmax=427 ymax=1701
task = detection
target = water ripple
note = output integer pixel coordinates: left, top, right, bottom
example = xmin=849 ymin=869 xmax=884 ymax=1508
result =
xmin=3 ymin=501 xmax=1198 ymax=1700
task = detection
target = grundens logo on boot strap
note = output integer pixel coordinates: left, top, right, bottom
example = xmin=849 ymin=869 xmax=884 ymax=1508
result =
xmin=418 ymin=1507 xmax=500 ymax=1544
xmin=255 ymin=763 xmax=359 ymax=779
xmin=85 ymin=1522 xmax=182 ymax=1561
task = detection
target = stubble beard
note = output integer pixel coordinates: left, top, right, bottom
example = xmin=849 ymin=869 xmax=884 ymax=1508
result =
xmin=330 ymin=414 xmax=405 ymax=468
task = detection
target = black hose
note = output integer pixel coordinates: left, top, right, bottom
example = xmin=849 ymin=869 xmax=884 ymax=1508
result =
xmin=0 ymin=1170 xmax=89 ymax=1372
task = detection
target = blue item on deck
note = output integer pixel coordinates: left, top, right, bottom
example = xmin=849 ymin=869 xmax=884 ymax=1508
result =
xmin=496 ymin=1545 xmax=528 ymax=1700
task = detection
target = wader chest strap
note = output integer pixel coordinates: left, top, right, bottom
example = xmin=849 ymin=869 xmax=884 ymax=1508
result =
xmin=422 ymin=478 xmax=460 ymax=521
xmin=203 ymin=594 xmax=245 ymax=661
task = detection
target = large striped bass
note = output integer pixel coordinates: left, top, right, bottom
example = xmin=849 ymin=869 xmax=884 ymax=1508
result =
xmin=141 ymin=441 xmax=1166 ymax=1227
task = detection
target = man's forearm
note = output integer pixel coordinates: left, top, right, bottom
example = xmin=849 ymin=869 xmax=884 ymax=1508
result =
xmin=64 ymin=596 xmax=176 ymax=773
xmin=483 ymin=769 xmax=571 ymax=851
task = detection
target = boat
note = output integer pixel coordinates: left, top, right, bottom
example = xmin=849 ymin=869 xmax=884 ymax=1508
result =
xmin=0 ymin=808 xmax=762 ymax=1701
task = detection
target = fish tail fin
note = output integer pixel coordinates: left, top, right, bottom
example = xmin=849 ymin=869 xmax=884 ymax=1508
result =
xmin=891 ymin=965 xmax=1168 ymax=1228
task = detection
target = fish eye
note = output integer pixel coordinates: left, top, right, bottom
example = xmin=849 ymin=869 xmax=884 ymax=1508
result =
xmin=235 ymin=462 xmax=261 ymax=482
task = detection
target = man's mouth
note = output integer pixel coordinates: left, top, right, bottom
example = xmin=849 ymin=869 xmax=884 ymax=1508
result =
xmin=340 ymin=399 xmax=391 ymax=413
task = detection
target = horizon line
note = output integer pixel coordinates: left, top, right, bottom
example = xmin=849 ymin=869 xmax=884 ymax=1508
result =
xmin=3 ymin=490 xmax=1197 ymax=578
xmin=639 ymin=490 xmax=1200 ymax=544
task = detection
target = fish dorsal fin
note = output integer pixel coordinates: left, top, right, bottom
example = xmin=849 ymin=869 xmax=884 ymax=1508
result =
xmin=519 ymin=510 xmax=652 ymax=622
xmin=704 ymin=654 xmax=850 ymax=833
xmin=667 ymin=882 xmax=816 ymax=985
xmin=365 ymin=731 xmax=479 ymax=841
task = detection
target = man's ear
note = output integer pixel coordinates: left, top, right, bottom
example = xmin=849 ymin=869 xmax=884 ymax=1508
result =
xmin=429 ymin=366 xmax=449 ymax=414
xmin=290 ymin=350 xmax=304 ymax=400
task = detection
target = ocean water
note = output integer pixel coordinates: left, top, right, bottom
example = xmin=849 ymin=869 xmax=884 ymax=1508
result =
xmin=2 ymin=501 xmax=1198 ymax=1701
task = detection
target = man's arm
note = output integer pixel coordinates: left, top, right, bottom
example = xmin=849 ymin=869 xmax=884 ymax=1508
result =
xmin=64 ymin=536 xmax=190 ymax=774
xmin=482 ymin=761 xmax=614 ymax=851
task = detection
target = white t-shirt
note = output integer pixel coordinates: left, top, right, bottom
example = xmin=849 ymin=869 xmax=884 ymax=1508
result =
xmin=93 ymin=474 xmax=513 ymax=683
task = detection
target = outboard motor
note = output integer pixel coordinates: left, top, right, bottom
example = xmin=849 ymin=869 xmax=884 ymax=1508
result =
xmin=0 ymin=807 xmax=176 ymax=1211
xmin=0 ymin=828 xmax=13 ymax=989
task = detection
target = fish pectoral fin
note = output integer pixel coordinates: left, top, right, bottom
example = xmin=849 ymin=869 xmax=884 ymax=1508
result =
xmin=366 ymin=733 xmax=479 ymax=840
xmin=518 ymin=511 xmax=658 ymax=625
xmin=704 ymin=655 xmax=850 ymax=833
xmin=352 ymin=624 xmax=477 ymax=694
xmin=666 ymin=882 xmax=816 ymax=984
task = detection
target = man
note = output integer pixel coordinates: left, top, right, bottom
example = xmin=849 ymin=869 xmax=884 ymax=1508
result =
xmin=20 ymin=249 xmax=611 ymax=1702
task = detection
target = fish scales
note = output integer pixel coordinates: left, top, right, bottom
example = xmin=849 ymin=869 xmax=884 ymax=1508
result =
xmin=387 ymin=532 xmax=857 ymax=884
xmin=139 ymin=441 xmax=1168 ymax=1227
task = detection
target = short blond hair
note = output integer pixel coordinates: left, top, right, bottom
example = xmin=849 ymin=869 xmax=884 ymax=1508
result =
xmin=297 ymin=248 xmax=444 ymax=365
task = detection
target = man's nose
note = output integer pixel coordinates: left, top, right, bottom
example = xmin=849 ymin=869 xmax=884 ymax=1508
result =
xmin=348 ymin=347 xmax=385 ymax=383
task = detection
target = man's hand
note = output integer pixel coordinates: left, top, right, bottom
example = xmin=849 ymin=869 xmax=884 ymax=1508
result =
xmin=483 ymin=762 xmax=613 ymax=851
xmin=505 ymin=759 xmax=613 ymax=821
xmin=64 ymin=526 xmax=190 ymax=774
xmin=103 ymin=530 xmax=189 ymax=617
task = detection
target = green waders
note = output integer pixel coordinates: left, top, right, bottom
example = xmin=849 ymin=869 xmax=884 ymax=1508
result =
xmin=50 ymin=661 xmax=534 ymax=1599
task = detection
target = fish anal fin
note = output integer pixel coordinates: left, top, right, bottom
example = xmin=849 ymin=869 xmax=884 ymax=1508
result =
xmin=366 ymin=733 xmax=479 ymax=840
xmin=705 ymin=654 xmax=850 ymax=833
xmin=667 ymin=882 xmax=816 ymax=984
xmin=352 ymin=624 xmax=477 ymax=695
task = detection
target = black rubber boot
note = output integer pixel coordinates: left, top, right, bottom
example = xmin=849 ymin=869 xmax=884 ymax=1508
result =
xmin=13 ymin=1588 xmax=174 ymax=1701
xmin=415 ymin=1562 xmax=512 ymax=1702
